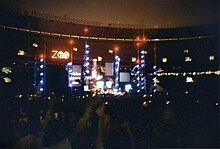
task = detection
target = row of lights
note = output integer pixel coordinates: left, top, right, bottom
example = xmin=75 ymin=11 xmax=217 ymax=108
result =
xmin=162 ymin=55 xmax=215 ymax=63
xmin=142 ymin=100 xmax=219 ymax=107
xmin=1 ymin=25 xmax=215 ymax=42
xmin=155 ymin=70 xmax=220 ymax=76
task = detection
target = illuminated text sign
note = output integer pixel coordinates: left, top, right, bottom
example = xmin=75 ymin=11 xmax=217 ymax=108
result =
xmin=51 ymin=50 xmax=70 ymax=59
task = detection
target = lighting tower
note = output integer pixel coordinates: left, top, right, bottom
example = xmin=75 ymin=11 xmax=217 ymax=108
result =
xmin=33 ymin=57 xmax=37 ymax=90
xmin=135 ymin=34 xmax=147 ymax=93
xmin=140 ymin=49 xmax=146 ymax=92
xmin=152 ymin=43 xmax=157 ymax=93
xmin=114 ymin=55 xmax=120 ymax=89
xmin=83 ymin=43 xmax=91 ymax=88
xmin=38 ymin=55 xmax=46 ymax=95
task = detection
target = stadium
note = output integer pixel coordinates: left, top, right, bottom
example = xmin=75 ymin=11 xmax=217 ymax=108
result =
xmin=0 ymin=2 xmax=219 ymax=149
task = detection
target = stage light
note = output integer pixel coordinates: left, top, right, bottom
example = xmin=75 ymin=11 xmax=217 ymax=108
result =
xmin=97 ymin=81 xmax=104 ymax=89
xmin=125 ymin=84 xmax=132 ymax=92
xmin=85 ymin=50 xmax=89 ymax=54
xmin=86 ymin=69 xmax=90 ymax=74
xmin=97 ymin=56 xmax=102 ymax=61
xmin=106 ymin=81 xmax=112 ymax=88
xmin=85 ymin=44 xmax=89 ymax=48
xmin=32 ymin=43 xmax=38 ymax=48
xmin=40 ymin=80 xmax=44 ymax=84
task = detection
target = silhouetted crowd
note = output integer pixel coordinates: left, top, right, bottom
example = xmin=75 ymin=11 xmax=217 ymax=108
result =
xmin=0 ymin=93 xmax=219 ymax=148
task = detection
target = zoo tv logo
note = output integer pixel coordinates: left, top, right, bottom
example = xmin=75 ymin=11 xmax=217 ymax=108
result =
xmin=51 ymin=50 xmax=70 ymax=59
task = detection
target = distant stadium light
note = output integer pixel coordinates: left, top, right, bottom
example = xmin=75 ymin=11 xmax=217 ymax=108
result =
xmin=17 ymin=50 xmax=25 ymax=56
xmin=73 ymin=47 xmax=78 ymax=52
xmin=108 ymin=49 xmax=113 ymax=53
xmin=32 ymin=43 xmax=38 ymax=48
xmin=183 ymin=49 xmax=189 ymax=53
xmin=4 ymin=77 xmax=11 ymax=83
xmin=185 ymin=57 xmax=192 ymax=62
xmin=162 ymin=57 xmax=167 ymax=63
xmin=209 ymin=55 xmax=215 ymax=61
xmin=2 ymin=67 xmax=12 ymax=74
xmin=186 ymin=77 xmax=194 ymax=83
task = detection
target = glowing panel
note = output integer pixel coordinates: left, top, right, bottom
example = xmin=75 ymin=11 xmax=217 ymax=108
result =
xmin=120 ymin=72 xmax=130 ymax=82
xmin=105 ymin=63 xmax=114 ymax=76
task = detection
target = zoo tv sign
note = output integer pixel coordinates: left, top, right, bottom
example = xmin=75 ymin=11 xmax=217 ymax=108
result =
xmin=51 ymin=50 xmax=70 ymax=59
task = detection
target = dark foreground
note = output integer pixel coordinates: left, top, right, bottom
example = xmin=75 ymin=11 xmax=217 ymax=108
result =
xmin=0 ymin=92 xmax=219 ymax=149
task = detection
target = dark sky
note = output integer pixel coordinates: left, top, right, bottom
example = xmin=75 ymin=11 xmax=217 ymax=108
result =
xmin=1 ymin=0 xmax=219 ymax=27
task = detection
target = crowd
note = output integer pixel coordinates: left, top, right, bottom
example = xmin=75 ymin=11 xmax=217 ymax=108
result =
xmin=0 ymin=92 xmax=219 ymax=148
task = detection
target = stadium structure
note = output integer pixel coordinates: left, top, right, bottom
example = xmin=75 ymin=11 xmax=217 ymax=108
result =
xmin=0 ymin=6 xmax=219 ymax=97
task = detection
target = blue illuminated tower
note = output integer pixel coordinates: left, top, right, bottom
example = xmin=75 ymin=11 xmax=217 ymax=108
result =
xmin=152 ymin=65 xmax=157 ymax=93
xmin=114 ymin=55 xmax=120 ymax=89
xmin=33 ymin=57 xmax=37 ymax=90
xmin=38 ymin=56 xmax=46 ymax=95
xmin=83 ymin=43 xmax=90 ymax=76
xmin=83 ymin=43 xmax=90 ymax=89
xmin=134 ymin=33 xmax=147 ymax=93
xmin=152 ymin=44 xmax=157 ymax=93
xmin=140 ymin=49 xmax=146 ymax=92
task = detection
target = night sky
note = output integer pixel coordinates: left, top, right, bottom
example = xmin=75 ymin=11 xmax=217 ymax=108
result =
xmin=0 ymin=0 xmax=219 ymax=28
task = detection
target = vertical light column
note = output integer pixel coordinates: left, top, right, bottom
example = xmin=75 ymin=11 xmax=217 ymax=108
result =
xmin=33 ymin=57 xmax=37 ymax=90
xmin=83 ymin=43 xmax=90 ymax=90
xmin=135 ymin=34 xmax=146 ymax=93
xmin=136 ymin=45 xmax=141 ymax=92
xmin=140 ymin=49 xmax=146 ymax=92
xmin=39 ymin=56 xmax=45 ymax=95
xmin=152 ymin=43 xmax=157 ymax=93
xmin=114 ymin=55 xmax=120 ymax=89
xmin=152 ymin=65 xmax=157 ymax=93
xmin=83 ymin=43 xmax=90 ymax=76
